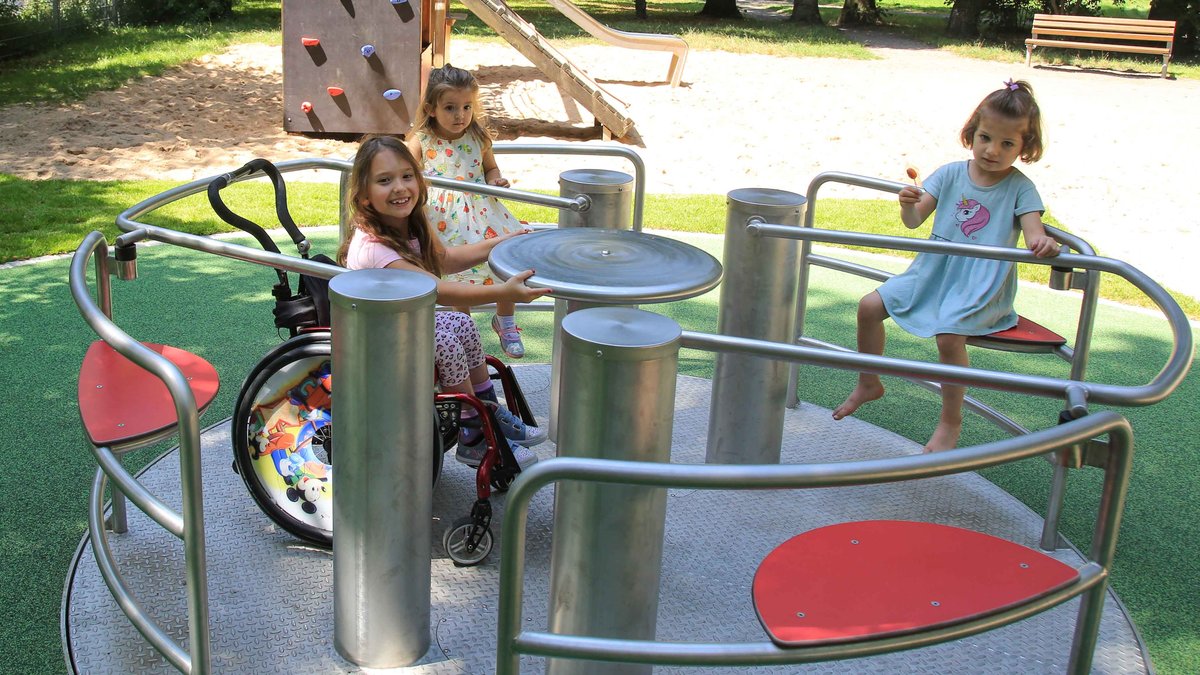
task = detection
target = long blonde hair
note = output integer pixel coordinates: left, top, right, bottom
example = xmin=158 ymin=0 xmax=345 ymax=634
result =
xmin=410 ymin=64 xmax=494 ymax=153
xmin=337 ymin=134 xmax=443 ymax=276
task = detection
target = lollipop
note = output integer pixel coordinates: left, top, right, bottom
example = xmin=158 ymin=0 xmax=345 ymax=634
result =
xmin=905 ymin=165 xmax=919 ymax=183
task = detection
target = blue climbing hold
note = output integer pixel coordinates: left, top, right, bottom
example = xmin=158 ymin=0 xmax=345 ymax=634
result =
xmin=361 ymin=44 xmax=375 ymax=58
xmin=383 ymin=89 xmax=402 ymax=101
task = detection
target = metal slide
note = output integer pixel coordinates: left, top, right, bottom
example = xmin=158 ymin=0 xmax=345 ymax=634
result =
xmin=544 ymin=0 xmax=688 ymax=87
xmin=457 ymin=0 xmax=645 ymax=138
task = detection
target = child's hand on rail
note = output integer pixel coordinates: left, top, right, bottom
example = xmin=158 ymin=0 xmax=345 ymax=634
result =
xmin=488 ymin=175 xmax=511 ymax=188
xmin=1026 ymin=233 xmax=1061 ymax=258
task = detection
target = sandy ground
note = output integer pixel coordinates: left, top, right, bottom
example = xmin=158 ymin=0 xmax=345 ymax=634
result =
xmin=1 ymin=27 xmax=1198 ymax=299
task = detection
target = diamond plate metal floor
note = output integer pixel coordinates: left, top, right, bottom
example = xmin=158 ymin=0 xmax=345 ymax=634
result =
xmin=63 ymin=366 xmax=1150 ymax=674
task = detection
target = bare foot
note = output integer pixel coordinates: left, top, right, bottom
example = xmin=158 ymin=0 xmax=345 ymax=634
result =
xmin=832 ymin=381 xmax=885 ymax=420
xmin=923 ymin=420 xmax=962 ymax=453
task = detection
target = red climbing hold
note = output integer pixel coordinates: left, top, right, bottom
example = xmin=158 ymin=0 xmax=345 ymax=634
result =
xmin=301 ymin=36 xmax=320 ymax=47
xmin=301 ymin=101 xmax=314 ymax=114
xmin=327 ymin=86 xmax=345 ymax=97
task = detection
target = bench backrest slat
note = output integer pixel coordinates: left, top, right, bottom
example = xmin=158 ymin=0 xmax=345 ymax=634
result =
xmin=1032 ymin=27 xmax=1176 ymax=43
xmin=1031 ymin=14 xmax=1177 ymax=31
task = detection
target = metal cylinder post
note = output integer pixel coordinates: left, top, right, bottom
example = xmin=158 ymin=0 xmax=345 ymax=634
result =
xmin=707 ymin=188 xmax=806 ymax=464
xmin=557 ymin=168 xmax=633 ymax=230
xmin=549 ymin=169 xmax=636 ymax=441
xmin=547 ymin=307 xmax=681 ymax=675
xmin=330 ymin=269 xmax=437 ymax=668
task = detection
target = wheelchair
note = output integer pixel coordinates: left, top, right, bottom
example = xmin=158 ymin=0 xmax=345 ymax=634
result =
xmin=215 ymin=159 xmax=539 ymax=565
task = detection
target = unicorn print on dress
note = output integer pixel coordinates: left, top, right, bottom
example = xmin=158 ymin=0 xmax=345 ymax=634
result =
xmin=954 ymin=195 xmax=990 ymax=237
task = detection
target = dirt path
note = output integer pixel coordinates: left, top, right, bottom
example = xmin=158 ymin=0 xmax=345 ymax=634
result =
xmin=1 ymin=33 xmax=1197 ymax=299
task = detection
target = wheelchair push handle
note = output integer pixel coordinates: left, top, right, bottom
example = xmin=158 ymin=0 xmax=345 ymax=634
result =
xmin=206 ymin=158 xmax=310 ymax=257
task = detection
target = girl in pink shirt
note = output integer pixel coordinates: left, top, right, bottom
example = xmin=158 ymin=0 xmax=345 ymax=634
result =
xmin=337 ymin=135 xmax=551 ymax=468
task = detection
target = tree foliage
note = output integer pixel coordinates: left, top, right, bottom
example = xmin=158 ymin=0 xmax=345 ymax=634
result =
xmin=1150 ymin=0 xmax=1198 ymax=54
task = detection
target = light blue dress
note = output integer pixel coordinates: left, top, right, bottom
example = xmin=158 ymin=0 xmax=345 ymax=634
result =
xmin=878 ymin=161 xmax=1044 ymax=338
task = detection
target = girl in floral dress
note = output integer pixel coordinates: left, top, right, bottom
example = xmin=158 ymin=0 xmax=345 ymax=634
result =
xmin=406 ymin=64 xmax=527 ymax=358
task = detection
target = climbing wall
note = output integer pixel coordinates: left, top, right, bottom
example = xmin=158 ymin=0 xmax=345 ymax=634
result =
xmin=282 ymin=0 xmax=426 ymax=136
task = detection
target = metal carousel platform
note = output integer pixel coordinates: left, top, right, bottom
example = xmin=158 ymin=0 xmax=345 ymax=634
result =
xmin=62 ymin=365 xmax=1151 ymax=674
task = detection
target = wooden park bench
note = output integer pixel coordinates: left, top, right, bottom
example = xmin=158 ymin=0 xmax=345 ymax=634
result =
xmin=1025 ymin=14 xmax=1177 ymax=78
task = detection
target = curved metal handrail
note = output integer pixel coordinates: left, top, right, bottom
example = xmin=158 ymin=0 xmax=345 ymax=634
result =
xmin=116 ymin=146 xmax=647 ymax=280
xmin=746 ymin=224 xmax=1193 ymax=409
xmin=791 ymin=172 xmax=1105 ymax=412
xmin=497 ymin=411 xmax=1134 ymax=673
xmin=780 ymin=171 xmax=1190 ymax=414
xmin=493 ymin=142 xmax=647 ymax=230
xmin=69 ymin=231 xmax=211 ymax=674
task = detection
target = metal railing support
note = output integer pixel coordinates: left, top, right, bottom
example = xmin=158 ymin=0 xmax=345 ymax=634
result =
xmin=547 ymin=307 xmax=682 ymax=674
xmin=330 ymin=269 xmax=437 ymax=667
xmin=547 ymin=169 xmax=635 ymax=442
xmin=707 ymin=188 xmax=805 ymax=464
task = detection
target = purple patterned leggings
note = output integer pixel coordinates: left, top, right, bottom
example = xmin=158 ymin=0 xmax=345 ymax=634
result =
xmin=435 ymin=311 xmax=485 ymax=388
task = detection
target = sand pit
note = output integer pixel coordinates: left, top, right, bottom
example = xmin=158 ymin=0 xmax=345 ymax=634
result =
xmin=1 ymin=32 xmax=1197 ymax=299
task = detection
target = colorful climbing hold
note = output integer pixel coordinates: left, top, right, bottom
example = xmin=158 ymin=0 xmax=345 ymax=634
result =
xmin=361 ymin=44 xmax=376 ymax=58
xmin=301 ymin=101 xmax=314 ymax=114
xmin=301 ymin=36 xmax=320 ymax=47
xmin=383 ymin=89 xmax=402 ymax=101
xmin=390 ymin=0 xmax=408 ymax=5
xmin=327 ymin=86 xmax=345 ymax=97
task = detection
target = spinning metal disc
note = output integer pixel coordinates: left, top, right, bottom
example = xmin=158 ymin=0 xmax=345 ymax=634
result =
xmin=488 ymin=229 xmax=723 ymax=303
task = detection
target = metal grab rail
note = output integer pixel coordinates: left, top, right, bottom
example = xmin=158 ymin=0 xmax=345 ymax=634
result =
xmin=69 ymin=231 xmax=211 ymax=674
xmin=497 ymin=411 xmax=1134 ymax=674
xmin=114 ymin=146 xmax=647 ymax=301
xmin=747 ymin=224 xmax=1194 ymax=409
xmin=492 ymin=142 xmax=647 ymax=231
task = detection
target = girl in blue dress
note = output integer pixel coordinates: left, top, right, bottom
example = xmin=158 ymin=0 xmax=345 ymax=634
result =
xmin=833 ymin=80 xmax=1060 ymax=452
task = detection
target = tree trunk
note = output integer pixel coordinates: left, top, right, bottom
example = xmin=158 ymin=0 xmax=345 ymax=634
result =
xmin=635 ymin=0 xmax=648 ymax=20
xmin=790 ymin=0 xmax=824 ymax=23
xmin=837 ymin=0 xmax=883 ymax=26
xmin=945 ymin=0 xmax=985 ymax=38
xmin=697 ymin=0 xmax=743 ymax=19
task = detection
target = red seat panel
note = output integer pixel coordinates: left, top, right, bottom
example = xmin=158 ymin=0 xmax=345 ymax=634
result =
xmin=982 ymin=315 xmax=1066 ymax=347
xmin=752 ymin=520 xmax=1078 ymax=647
xmin=78 ymin=341 xmax=220 ymax=447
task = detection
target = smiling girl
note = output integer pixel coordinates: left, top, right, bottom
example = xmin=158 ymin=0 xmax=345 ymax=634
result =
xmin=337 ymin=134 xmax=551 ymax=469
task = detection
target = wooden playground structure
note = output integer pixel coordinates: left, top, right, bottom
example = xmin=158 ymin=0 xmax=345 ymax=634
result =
xmin=281 ymin=0 xmax=688 ymax=139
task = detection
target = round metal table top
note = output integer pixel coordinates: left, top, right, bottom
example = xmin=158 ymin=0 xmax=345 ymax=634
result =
xmin=489 ymin=228 xmax=723 ymax=303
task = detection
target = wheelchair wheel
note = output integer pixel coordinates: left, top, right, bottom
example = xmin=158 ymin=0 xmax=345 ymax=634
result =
xmin=233 ymin=331 xmax=449 ymax=548
xmin=442 ymin=516 xmax=493 ymax=567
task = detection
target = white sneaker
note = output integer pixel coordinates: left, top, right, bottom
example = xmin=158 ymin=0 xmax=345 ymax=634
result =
xmin=508 ymin=440 xmax=539 ymax=471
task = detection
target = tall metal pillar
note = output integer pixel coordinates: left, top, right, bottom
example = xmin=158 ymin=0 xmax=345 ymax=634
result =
xmin=329 ymin=269 xmax=437 ymax=668
xmin=706 ymin=188 xmax=806 ymax=464
xmin=548 ymin=307 xmax=681 ymax=675
xmin=549 ymin=169 xmax=635 ymax=441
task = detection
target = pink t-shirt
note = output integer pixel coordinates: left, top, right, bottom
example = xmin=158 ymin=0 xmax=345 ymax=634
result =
xmin=344 ymin=229 xmax=420 ymax=271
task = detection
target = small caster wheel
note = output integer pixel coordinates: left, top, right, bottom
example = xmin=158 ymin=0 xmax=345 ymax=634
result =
xmin=490 ymin=471 xmax=515 ymax=493
xmin=442 ymin=516 xmax=493 ymax=566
